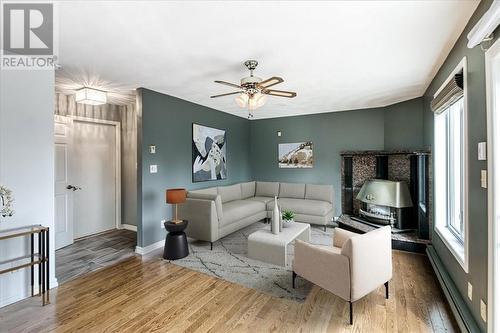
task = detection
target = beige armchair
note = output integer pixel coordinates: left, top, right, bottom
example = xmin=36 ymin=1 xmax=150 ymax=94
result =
xmin=292 ymin=226 xmax=392 ymax=324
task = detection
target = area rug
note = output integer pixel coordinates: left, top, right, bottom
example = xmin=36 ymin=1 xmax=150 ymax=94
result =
xmin=172 ymin=221 xmax=335 ymax=302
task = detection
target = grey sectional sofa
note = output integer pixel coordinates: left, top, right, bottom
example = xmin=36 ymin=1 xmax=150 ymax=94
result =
xmin=178 ymin=181 xmax=334 ymax=248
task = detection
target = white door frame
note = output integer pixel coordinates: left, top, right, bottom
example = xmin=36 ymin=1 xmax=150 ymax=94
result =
xmin=487 ymin=37 xmax=500 ymax=333
xmin=70 ymin=116 xmax=122 ymax=232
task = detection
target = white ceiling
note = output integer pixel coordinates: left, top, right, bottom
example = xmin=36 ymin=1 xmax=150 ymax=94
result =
xmin=57 ymin=1 xmax=479 ymax=119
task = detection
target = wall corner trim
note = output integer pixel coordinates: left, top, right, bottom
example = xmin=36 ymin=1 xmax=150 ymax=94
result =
xmin=135 ymin=239 xmax=164 ymax=255
xmin=427 ymin=245 xmax=481 ymax=332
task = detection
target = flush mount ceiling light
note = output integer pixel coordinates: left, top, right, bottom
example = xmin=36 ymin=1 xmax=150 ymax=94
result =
xmin=75 ymin=87 xmax=107 ymax=105
xmin=211 ymin=60 xmax=296 ymax=118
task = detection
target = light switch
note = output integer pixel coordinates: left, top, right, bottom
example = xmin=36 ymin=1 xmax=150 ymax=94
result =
xmin=277 ymin=131 xmax=282 ymax=137
xmin=478 ymin=142 xmax=487 ymax=160
xmin=481 ymin=299 xmax=487 ymax=322
xmin=149 ymin=145 xmax=156 ymax=154
xmin=481 ymin=170 xmax=488 ymax=188
xmin=468 ymin=282 xmax=473 ymax=300
xmin=150 ymin=165 xmax=158 ymax=173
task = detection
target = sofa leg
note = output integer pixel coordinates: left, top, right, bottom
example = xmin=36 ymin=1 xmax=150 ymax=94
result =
xmin=324 ymin=225 xmax=327 ymax=232
xmin=210 ymin=242 xmax=213 ymax=251
xmin=292 ymin=271 xmax=297 ymax=289
xmin=385 ymin=281 xmax=389 ymax=299
xmin=349 ymin=301 xmax=353 ymax=325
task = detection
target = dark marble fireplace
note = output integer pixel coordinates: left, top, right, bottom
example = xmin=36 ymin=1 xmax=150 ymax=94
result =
xmin=339 ymin=150 xmax=431 ymax=252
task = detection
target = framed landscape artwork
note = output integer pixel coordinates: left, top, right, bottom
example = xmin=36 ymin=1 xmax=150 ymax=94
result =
xmin=278 ymin=142 xmax=313 ymax=168
xmin=192 ymin=123 xmax=227 ymax=182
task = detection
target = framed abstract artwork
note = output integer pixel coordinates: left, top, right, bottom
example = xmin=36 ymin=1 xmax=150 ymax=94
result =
xmin=192 ymin=123 xmax=227 ymax=182
xmin=278 ymin=142 xmax=313 ymax=168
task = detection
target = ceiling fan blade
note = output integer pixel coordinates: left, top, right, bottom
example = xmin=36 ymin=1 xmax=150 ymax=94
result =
xmin=258 ymin=76 xmax=284 ymax=89
xmin=210 ymin=91 xmax=242 ymax=98
xmin=262 ymin=89 xmax=297 ymax=98
xmin=214 ymin=80 xmax=242 ymax=89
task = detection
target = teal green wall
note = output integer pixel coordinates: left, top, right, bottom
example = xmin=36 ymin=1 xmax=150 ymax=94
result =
xmin=384 ymin=98 xmax=424 ymax=150
xmin=138 ymin=88 xmax=252 ymax=247
xmin=422 ymin=1 xmax=498 ymax=330
xmin=139 ymin=91 xmax=425 ymax=245
xmin=250 ymin=109 xmax=384 ymax=217
xmin=250 ymin=97 xmax=424 ymax=216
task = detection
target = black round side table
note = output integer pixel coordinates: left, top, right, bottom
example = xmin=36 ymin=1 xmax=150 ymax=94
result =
xmin=163 ymin=220 xmax=189 ymax=260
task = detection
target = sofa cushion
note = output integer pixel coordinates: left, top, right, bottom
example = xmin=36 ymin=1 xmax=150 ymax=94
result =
xmin=279 ymin=182 xmax=305 ymax=199
xmin=240 ymin=181 xmax=256 ymax=199
xmin=190 ymin=187 xmax=217 ymax=196
xmin=220 ymin=200 xmax=266 ymax=227
xmin=218 ymin=184 xmax=242 ymax=203
xmin=267 ymin=198 xmax=332 ymax=216
xmin=246 ymin=196 xmax=274 ymax=205
xmin=305 ymin=184 xmax=334 ymax=203
xmin=255 ymin=181 xmax=279 ymax=197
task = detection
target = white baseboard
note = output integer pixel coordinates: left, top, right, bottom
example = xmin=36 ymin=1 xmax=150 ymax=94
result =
xmin=135 ymin=239 xmax=163 ymax=255
xmin=120 ymin=224 xmax=137 ymax=232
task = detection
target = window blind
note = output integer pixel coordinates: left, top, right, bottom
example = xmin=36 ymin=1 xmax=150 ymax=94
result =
xmin=431 ymin=73 xmax=464 ymax=114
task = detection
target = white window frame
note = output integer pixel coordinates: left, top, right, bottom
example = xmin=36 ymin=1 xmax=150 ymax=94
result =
xmin=486 ymin=36 xmax=500 ymax=333
xmin=434 ymin=57 xmax=469 ymax=273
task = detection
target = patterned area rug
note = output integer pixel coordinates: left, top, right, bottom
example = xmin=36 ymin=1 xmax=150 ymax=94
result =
xmin=172 ymin=221 xmax=335 ymax=302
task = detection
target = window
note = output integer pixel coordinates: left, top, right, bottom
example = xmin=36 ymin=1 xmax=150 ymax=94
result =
xmin=434 ymin=60 xmax=468 ymax=272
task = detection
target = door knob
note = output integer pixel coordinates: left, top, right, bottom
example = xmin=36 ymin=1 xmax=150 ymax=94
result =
xmin=66 ymin=185 xmax=82 ymax=191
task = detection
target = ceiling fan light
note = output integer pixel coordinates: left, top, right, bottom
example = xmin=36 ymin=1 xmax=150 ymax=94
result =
xmin=75 ymin=87 xmax=107 ymax=105
xmin=235 ymin=93 xmax=249 ymax=108
xmin=247 ymin=93 xmax=267 ymax=110
xmin=255 ymin=93 xmax=267 ymax=108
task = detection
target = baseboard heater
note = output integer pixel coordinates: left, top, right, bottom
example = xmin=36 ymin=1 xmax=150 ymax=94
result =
xmin=426 ymin=246 xmax=481 ymax=333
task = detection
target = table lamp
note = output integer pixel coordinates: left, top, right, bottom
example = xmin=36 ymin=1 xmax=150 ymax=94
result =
xmin=166 ymin=188 xmax=186 ymax=224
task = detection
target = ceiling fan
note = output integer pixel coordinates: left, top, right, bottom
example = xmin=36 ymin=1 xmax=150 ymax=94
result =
xmin=211 ymin=60 xmax=296 ymax=118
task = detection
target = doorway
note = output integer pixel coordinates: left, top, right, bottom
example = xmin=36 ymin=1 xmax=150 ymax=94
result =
xmin=54 ymin=116 xmax=121 ymax=249
xmin=487 ymin=37 xmax=500 ymax=333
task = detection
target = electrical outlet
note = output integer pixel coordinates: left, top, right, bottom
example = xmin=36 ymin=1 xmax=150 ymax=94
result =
xmin=467 ymin=282 xmax=473 ymax=300
xmin=481 ymin=299 xmax=487 ymax=322
xmin=150 ymin=165 xmax=158 ymax=173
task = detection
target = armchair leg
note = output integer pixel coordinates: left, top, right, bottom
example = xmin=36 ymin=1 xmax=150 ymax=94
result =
xmin=324 ymin=226 xmax=327 ymax=232
xmin=349 ymin=301 xmax=353 ymax=325
xmin=210 ymin=242 xmax=213 ymax=251
xmin=292 ymin=271 xmax=297 ymax=289
xmin=385 ymin=281 xmax=389 ymax=299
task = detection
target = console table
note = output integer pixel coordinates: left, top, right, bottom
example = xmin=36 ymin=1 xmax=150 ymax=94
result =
xmin=0 ymin=225 xmax=50 ymax=305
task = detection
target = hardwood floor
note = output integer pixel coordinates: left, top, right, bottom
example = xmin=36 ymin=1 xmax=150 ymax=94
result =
xmin=55 ymin=229 xmax=136 ymax=284
xmin=0 ymin=250 xmax=457 ymax=332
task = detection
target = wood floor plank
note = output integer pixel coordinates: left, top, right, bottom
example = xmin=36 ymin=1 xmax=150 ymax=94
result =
xmin=0 ymin=250 xmax=458 ymax=333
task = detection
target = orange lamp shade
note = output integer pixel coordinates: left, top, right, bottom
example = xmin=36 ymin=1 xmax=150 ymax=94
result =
xmin=166 ymin=188 xmax=186 ymax=204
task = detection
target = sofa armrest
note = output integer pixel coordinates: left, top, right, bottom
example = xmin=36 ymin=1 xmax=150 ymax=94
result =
xmin=178 ymin=198 xmax=218 ymax=242
xmin=333 ymin=228 xmax=359 ymax=248
xmin=187 ymin=192 xmax=223 ymax=219
xmin=293 ymin=240 xmax=350 ymax=301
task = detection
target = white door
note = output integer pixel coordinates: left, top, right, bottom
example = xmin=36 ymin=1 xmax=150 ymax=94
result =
xmin=54 ymin=116 xmax=74 ymax=249
xmin=72 ymin=120 xmax=117 ymax=238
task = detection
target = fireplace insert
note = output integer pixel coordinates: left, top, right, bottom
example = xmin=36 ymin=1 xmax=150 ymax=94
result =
xmin=356 ymin=179 xmax=415 ymax=231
